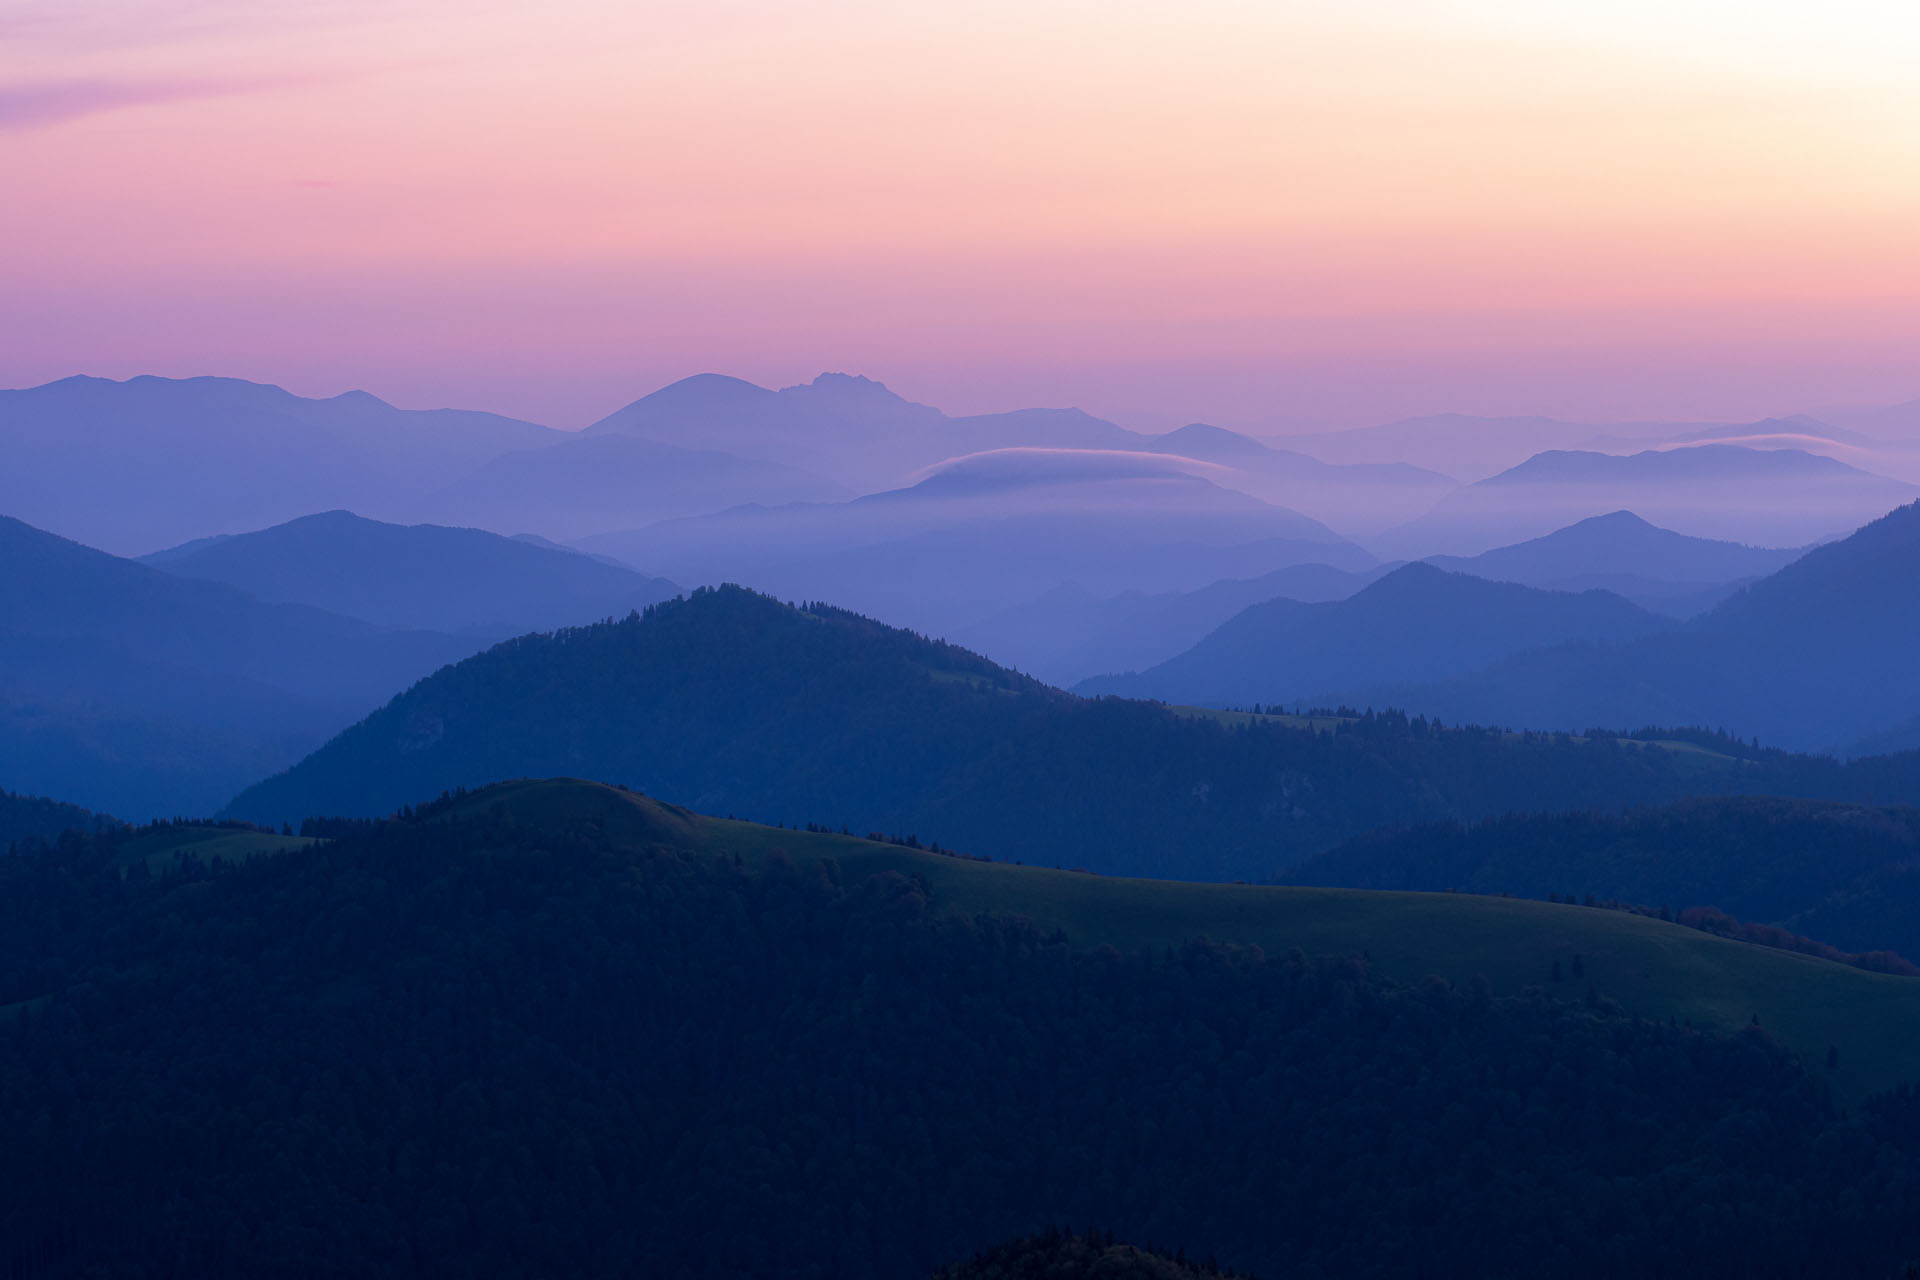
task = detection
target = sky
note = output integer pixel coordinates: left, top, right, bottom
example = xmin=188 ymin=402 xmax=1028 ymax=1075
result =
xmin=2 ymin=0 xmax=1918 ymax=431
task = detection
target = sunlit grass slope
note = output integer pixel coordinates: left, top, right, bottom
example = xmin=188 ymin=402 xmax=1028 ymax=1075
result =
xmin=450 ymin=778 xmax=1920 ymax=1106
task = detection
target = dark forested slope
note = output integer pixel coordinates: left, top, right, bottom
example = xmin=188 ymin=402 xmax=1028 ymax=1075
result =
xmin=0 ymin=788 xmax=114 ymax=848
xmin=8 ymin=793 xmax=1920 ymax=1278
xmin=227 ymin=587 xmax=1920 ymax=880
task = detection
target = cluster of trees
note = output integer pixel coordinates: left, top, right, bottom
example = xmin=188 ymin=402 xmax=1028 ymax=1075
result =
xmin=225 ymin=586 xmax=1920 ymax=882
xmin=6 ymin=807 xmax=1920 ymax=1276
xmin=1289 ymin=795 xmax=1920 ymax=959
xmin=0 ymin=787 xmax=114 ymax=849
xmin=933 ymin=1229 xmax=1250 ymax=1279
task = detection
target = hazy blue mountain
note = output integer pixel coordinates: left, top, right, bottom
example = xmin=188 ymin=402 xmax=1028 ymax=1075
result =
xmin=0 ymin=375 xmax=556 ymax=554
xmin=1075 ymin=563 xmax=1670 ymax=706
xmin=582 ymin=373 xmax=1454 ymax=531
xmin=1420 ymin=510 xmax=1807 ymax=615
xmin=1142 ymin=423 xmax=1457 ymax=533
xmin=1334 ymin=501 xmax=1920 ymax=751
xmin=952 ymin=562 xmax=1393 ymax=687
xmin=225 ymin=585 xmax=1920 ymax=880
xmin=142 ymin=510 xmax=679 ymax=637
xmin=0 ymin=515 xmax=475 ymax=817
xmin=1275 ymin=413 xmax=1614 ymax=478
xmin=1373 ymin=445 xmax=1915 ymax=557
xmin=419 ymin=425 xmax=854 ymax=539
xmin=579 ymin=448 xmax=1375 ymax=635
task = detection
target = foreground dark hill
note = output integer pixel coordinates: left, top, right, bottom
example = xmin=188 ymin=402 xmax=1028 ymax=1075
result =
xmin=0 ymin=374 xmax=555 ymax=553
xmin=10 ymin=780 xmax=1920 ymax=1277
xmin=229 ymin=587 xmax=1920 ymax=880
xmin=0 ymin=515 xmax=474 ymax=817
xmin=1076 ymin=563 xmax=1669 ymax=706
xmin=1424 ymin=510 xmax=1805 ymax=616
xmin=143 ymin=510 xmax=679 ymax=637
xmin=1353 ymin=501 xmax=1920 ymax=752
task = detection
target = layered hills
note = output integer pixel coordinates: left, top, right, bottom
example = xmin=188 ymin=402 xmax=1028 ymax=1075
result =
xmin=1076 ymin=564 xmax=1669 ymax=706
xmin=0 ymin=515 xmax=474 ymax=816
xmin=1343 ymin=501 xmax=1920 ymax=751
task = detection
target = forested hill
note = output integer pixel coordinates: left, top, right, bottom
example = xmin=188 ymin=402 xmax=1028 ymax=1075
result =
xmin=9 ymin=786 xmax=1920 ymax=1277
xmin=229 ymin=585 xmax=1920 ymax=881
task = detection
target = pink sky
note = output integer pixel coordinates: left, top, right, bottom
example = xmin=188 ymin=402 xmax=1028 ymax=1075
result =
xmin=3 ymin=0 xmax=1918 ymax=430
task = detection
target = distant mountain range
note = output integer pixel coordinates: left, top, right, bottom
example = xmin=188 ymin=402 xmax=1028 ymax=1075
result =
xmin=142 ymin=510 xmax=679 ymax=637
xmin=1075 ymin=564 xmax=1670 ymax=705
xmin=577 ymin=448 xmax=1377 ymax=635
xmin=1372 ymin=444 xmax=1914 ymax=557
xmin=1329 ymin=501 xmax=1920 ymax=752
xmin=0 ymin=375 xmax=555 ymax=554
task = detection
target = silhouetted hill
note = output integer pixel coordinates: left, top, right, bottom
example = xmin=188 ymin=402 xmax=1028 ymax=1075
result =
xmin=0 ymin=787 xmax=115 ymax=847
xmin=1143 ymin=424 xmax=1457 ymax=531
xmin=1376 ymin=445 xmax=1914 ymax=556
xmin=1290 ymin=796 xmax=1920 ymax=961
xmin=0 ymin=375 xmax=555 ymax=553
xmin=142 ymin=510 xmax=679 ymax=636
xmin=579 ymin=454 xmax=1372 ymax=635
xmin=953 ymin=562 xmax=1392 ymax=687
xmin=1351 ymin=502 xmax=1920 ymax=751
xmin=13 ymin=782 xmax=1920 ymax=1277
xmin=0 ymin=515 xmax=474 ymax=816
xmin=1075 ymin=564 xmax=1669 ymax=706
xmin=227 ymin=586 xmax=1920 ymax=879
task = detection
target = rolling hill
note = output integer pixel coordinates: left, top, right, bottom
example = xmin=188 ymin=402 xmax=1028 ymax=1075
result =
xmin=0 ymin=515 xmax=475 ymax=817
xmin=0 ymin=787 xmax=116 ymax=847
xmin=225 ymin=585 xmax=1920 ymax=880
xmin=1075 ymin=563 xmax=1670 ymax=707
xmin=0 ymin=374 xmax=556 ymax=554
xmin=142 ymin=510 xmax=680 ymax=637
xmin=11 ymin=776 xmax=1920 ymax=1277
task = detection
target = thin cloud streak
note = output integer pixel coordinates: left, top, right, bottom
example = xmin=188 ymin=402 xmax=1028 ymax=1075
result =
xmin=0 ymin=77 xmax=289 ymax=131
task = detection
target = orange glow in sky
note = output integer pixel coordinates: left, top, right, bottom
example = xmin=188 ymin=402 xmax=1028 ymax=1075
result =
xmin=3 ymin=0 xmax=1917 ymax=428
